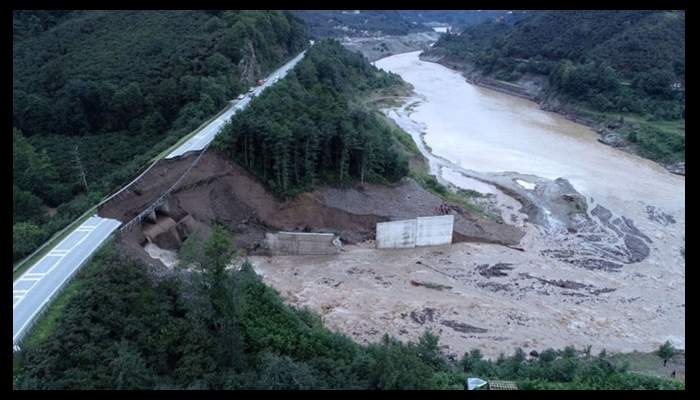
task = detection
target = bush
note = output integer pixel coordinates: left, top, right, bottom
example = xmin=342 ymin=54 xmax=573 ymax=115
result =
xmin=658 ymin=341 xmax=676 ymax=360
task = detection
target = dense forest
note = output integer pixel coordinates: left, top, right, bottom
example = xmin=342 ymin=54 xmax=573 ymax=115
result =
xmin=13 ymin=10 xmax=309 ymax=262
xmin=425 ymin=10 xmax=685 ymax=164
xmin=213 ymin=39 xmax=410 ymax=196
xmin=13 ymin=226 xmax=684 ymax=389
xmin=13 ymin=11 xmax=686 ymax=390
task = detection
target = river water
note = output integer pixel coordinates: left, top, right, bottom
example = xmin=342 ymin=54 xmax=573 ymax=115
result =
xmin=376 ymin=51 xmax=685 ymax=354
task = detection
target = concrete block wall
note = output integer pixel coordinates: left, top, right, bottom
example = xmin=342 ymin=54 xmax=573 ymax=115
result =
xmin=265 ymin=232 xmax=339 ymax=255
xmin=377 ymin=215 xmax=453 ymax=249
xmin=376 ymin=219 xmax=417 ymax=249
xmin=416 ymin=215 xmax=454 ymax=246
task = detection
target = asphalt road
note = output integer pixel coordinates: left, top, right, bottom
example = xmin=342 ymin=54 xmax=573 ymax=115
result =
xmin=166 ymin=50 xmax=306 ymax=158
xmin=13 ymin=216 xmax=122 ymax=347
xmin=13 ymin=50 xmax=308 ymax=349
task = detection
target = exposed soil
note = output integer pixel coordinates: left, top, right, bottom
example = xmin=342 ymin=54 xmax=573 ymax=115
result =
xmin=99 ymin=146 xmax=684 ymax=380
xmin=99 ymin=149 xmax=524 ymax=269
xmin=93 ymin=33 xmax=684 ymax=381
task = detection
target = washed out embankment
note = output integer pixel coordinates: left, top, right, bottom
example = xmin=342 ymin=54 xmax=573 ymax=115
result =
xmin=100 ymin=149 xmax=526 ymax=266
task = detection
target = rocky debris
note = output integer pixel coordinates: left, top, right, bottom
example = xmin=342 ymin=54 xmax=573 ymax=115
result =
xmin=440 ymin=320 xmax=488 ymax=334
xmin=546 ymin=279 xmax=589 ymax=290
xmin=520 ymin=273 xmax=617 ymax=296
xmin=465 ymin=172 xmax=652 ymax=271
xmin=409 ymin=308 xmax=436 ymax=325
xmin=477 ymin=282 xmax=511 ymax=292
xmin=646 ymin=205 xmax=677 ymax=226
xmin=318 ymin=177 xmax=525 ymax=246
xmin=590 ymin=288 xmax=617 ymax=295
xmin=584 ymin=205 xmax=652 ymax=263
xmin=598 ymin=132 xmax=628 ymax=147
xmin=567 ymin=258 xmax=623 ymax=272
xmin=537 ymin=241 xmax=627 ymax=271
xmin=410 ymin=280 xmax=452 ymax=291
xmin=518 ymin=200 xmax=653 ymax=268
xmin=664 ymin=161 xmax=685 ymax=176
xmin=477 ymin=263 xmax=514 ymax=278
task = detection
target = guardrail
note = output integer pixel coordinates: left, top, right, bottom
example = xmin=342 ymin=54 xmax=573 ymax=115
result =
xmin=13 ymin=49 xmax=308 ymax=350
xmin=13 ymin=222 xmax=117 ymax=349
xmin=120 ymin=144 xmax=212 ymax=233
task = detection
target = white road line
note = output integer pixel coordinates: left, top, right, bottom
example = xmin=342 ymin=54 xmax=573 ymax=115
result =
xmin=18 ymin=276 xmax=43 ymax=282
xmin=14 ymin=217 xmax=121 ymax=345
xmin=22 ymin=273 xmax=46 ymax=278
xmin=64 ymin=218 xmax=107 ymax=252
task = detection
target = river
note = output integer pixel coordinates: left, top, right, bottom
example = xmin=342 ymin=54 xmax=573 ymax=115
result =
xmin=375 ymin=51 xmax=685 ymax=354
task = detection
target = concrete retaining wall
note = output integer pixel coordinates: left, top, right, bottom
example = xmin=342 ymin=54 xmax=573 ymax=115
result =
xmin=416 ymin=215 xmax=454 ymax=246
xmin=265 ymin=232 xmax=339 ymax=255
xmin=377 ymin=215 xmax=453 ymax=249
xmin=376 ymin=219 xmax=417 ymax=249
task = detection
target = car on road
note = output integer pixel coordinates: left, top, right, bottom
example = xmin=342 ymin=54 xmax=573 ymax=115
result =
xmin=237 ymin=94 xmax=245 ymax=100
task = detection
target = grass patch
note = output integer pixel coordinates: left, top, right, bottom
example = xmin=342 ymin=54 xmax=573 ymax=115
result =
xmin=391 ymin=126 xmax=421 ymax=156
xmin=609 ymin=350 xmax=685 ymax=381
xmin=558 ymin=104 xmax=685 ymax=164
xmin=409 ymin=168 xmax=502 ymax=223
xmin=620 ymin=123 xmax=685 ymax=163
xmin=420 ymin=132 xmax=433 ymax=154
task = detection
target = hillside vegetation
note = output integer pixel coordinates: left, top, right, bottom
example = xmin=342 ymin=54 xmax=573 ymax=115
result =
xmin=13 ymin=10 xmax=309 ymax=262
xmin=14 ymin=228 xmax=684 ymax=389
xmin=424 ymin=10 xmax=685 ymax=165
xmin=13 ymin=11 xmax=686 ymax=390
xmin=213 ymin=39 xmax=411 ymax=196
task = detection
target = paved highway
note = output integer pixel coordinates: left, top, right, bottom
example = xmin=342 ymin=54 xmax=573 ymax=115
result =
xmin=13 ymin=216 xmax=122 ymax=347
xmin=13 ymin=49 xmax=307 ymax=348
xmin=166 ymin=50 xmax=306 ymax=158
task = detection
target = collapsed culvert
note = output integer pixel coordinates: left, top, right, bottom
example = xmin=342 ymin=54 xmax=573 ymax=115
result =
xmin=140 ymin=213 xmax=204 ymax=252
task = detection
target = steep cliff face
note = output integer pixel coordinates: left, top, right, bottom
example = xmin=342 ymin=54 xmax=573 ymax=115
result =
xmin=239 ymin=38 xmax=262 ymax=82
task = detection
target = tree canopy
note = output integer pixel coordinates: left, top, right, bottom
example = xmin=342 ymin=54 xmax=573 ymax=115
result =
xmin=13 ymin=10 xmax=309 ymax=262
xmin=213 ymin=39 xmax=410 ymax=197
xmin=427 ymin=10 xmax=685 ymax=121
xmin=13 ymin=234 xmax=685 ymax=390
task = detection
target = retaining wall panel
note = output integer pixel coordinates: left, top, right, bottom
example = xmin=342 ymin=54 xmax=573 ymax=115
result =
xmin=376 ymin=219 xmax=417 ymax=249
